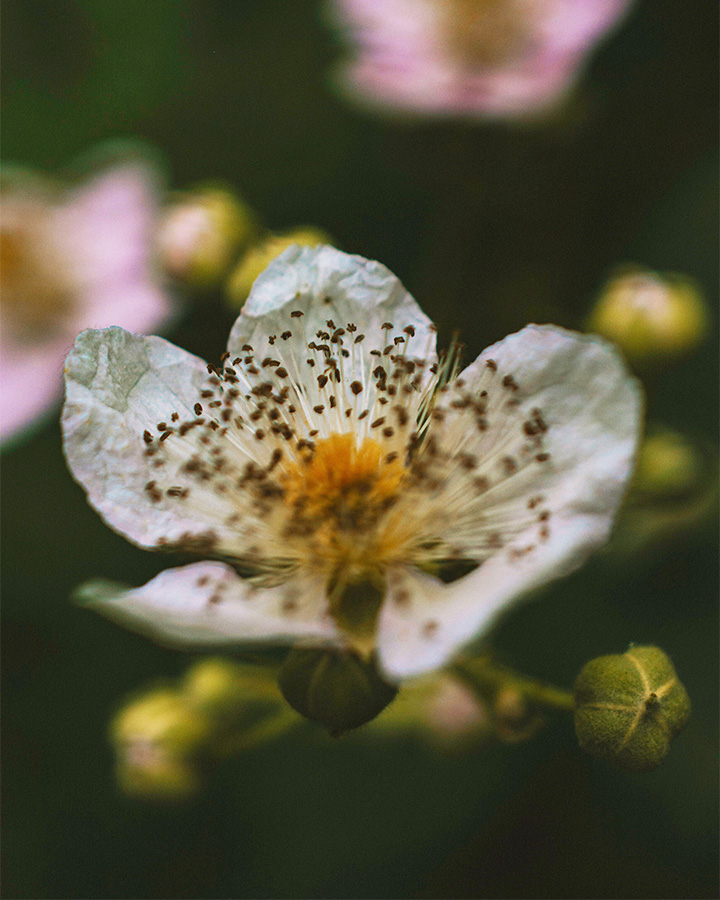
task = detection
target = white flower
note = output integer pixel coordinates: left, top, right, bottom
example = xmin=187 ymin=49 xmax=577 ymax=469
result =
xmin=63 ymin=246 xmax=641 ymax=681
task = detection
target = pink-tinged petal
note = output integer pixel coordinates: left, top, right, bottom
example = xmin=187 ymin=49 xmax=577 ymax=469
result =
xmin=379 ymin=326 xmax=642 ymax=680
xmin=0 ymin=334 xmax=72 ymax=444
xmin=1 ymin=157 xmax=173 ymax=447
xmin=79 ymin=562 xmax=340 ymax=648
xmin=330 ymin=0 xmax=633 ymax=119
xmin=58 ymin=162 xmax=172 ymax=329
xmin=77 ymin=281 xmax=172 ymax=341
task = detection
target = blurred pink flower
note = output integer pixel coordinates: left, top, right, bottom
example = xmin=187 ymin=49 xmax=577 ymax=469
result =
xmin=1 ymin=152 xmax=172 ymax=445
xmin=329 ymin=0 xmax=633 ymax=119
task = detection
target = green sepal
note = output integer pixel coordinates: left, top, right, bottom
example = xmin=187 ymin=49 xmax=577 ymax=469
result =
xmin=278 ymin=648 xmax=397 ymax=737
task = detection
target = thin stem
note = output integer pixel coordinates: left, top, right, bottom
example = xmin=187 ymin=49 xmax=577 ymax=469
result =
xmin=216 ymin=708 xmax=302 ymax=757
xmin=452 ymin=653 xmax=575 ymax=713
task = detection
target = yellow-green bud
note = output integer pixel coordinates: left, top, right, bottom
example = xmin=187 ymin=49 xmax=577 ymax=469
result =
xmin=588 ymin=269 xmax=708 ymax=368
xmin=157 ymin=185 xmax=256 ymax=287
xmin=184 ymin=658 xmax=245 ymax=708
xmin=183 ymin=657 xmax=280 ymax=717
xmin=111 ymin=689 xmax=212 ymax=757
xmin=493 ymin=686 xmax=545 ymax=744
xmin=226 ymin=227 xmax=331 ymax=307
xmin=633 ymin=430 xmax=704 ymax=501
xmin=278 ymin=648 xmax=397 ymax=736
xmin=115 ymin=749 xmax=202 ymax=801
xmin=574 ymin=645 xmax=690 ymax=773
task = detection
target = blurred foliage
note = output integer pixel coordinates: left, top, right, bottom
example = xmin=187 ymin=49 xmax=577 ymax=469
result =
xmin=2 ymin=0 xmax=717 ymax=898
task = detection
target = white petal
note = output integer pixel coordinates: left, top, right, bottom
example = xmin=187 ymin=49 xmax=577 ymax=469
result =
xmin=456 ymin=324 xmax=642 ymax=506
xmin=379 ymin=326 xmax=642 ymax=680
xmin=62 ymin=327 xmax=235 ymax=550
xmin=227 ymin=244 xmax=437 ymax=371
xmin=79 ymin=562 xmax=340 ymax=648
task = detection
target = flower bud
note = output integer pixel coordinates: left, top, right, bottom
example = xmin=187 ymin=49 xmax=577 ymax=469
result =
xmin=115 ymin=747 xmax=202 ymax=801
xmin=366 ymin=673 xmax=491 ymax=752
xmin=110 ymin=689 xmax=213 ymax=800
xmin=633 ymin=430 xmax=704 ymax=502
xmin=226 ymin=227 xmax=331 ymax=306
xmin=157 ymin=186 xmax=256 ymax=287
xmin=278 ymin=648 xmax=397 ymax=736
xmin=111 ymin=688 xmax=213 ymax=757
xmin=182 ymin=657 xmax=281 ymax=723
xmin=493 ymin=685 xmax=545 ymax=744
xmin=588 ymin=269 xmax=708 ymax=368
xmin=574 ymin=645 xmax=690 ymax=772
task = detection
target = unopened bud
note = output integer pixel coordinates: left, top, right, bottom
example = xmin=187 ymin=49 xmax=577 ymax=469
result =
xmin=183 ymin=657 xmax=280 ymax=720
xmin=278 ymin=648 xmax=397 ymax=736
xmin=157 ymin=186 xmax=256 ymax=287
xmin=111 ymin=689 xmax=212 ymax=799
xmin=589 ymin=269 xmax=708 ymax=368
xmin=633 ymin=430 xmax=704 ymax=501
xmin=574 ymin=645 xmax=690 ymax=772
xmin=116 ymin=746 xmax=202 ymax=801
xmin=493 ymin=686 xmax=544 ymax=743
xmin=226 ymin=227 xmax=331 ymax=306
xmin=111 ymin=689 xmax=212 ymax=757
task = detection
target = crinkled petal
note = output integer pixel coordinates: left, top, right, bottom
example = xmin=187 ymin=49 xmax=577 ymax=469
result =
xmin=227 ymin=244 xmax=437 ymax=375
xmin=78 ymin=562 xmax=340 ymax=648
xmin=379 ymin=326 xmax=642 ymax=680
xmin=62 ymin=327 xmax=237 ymax=550
xmin=453 ymin=324 xmax=642 ymax=507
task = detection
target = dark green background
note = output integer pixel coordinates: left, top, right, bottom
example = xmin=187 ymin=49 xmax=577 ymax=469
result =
xmin=2 ymin=1 xmax=718 ymax=898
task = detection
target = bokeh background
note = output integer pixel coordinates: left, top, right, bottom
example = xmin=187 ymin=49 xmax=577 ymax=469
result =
xmin=2 ymin=1 xmax=718 ymax=897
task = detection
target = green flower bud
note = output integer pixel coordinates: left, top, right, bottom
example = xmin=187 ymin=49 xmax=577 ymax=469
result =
xmin=574 ymin=645 xmax=690 ymax=773
xmin=633 ymin=430 xmax=704 ymax=502
xmin=226 ymin=227 xmax=331 ymax=307
xmin=588 ymin=269 xmax=708 ymax=369
xmin=183 ymin=657 xmax=280 ymax=717
xmin=493 ymin=686 xmax=545 ymax=744
xmin=278 ymin=648 xmax=397 ymax=736
xmin=157 ymin=185 xmax=256 ymax=287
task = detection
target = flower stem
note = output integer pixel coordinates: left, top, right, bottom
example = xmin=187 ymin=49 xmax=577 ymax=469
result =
xmin=215 ymin=708 xmax=301 ymax=757
xmin=452 ymin=653 xmax=575 ymax=713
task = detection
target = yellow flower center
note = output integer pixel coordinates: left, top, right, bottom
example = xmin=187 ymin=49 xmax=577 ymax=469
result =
xmin=280 ymin=433 xmax=412 ymax=581
xmin=444 ymin=0 xmax=533 ymax=68
xmin=0 ymin=213 xmax=75 ymax=337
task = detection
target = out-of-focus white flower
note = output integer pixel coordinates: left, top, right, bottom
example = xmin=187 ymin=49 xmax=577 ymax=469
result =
xmin=328 ymin=0 xmax=632 ymax=120
xmin=63 ymin=245 xmax=640 ymax=681
xmin=0 ymin=150 xmax=172 ymax=445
